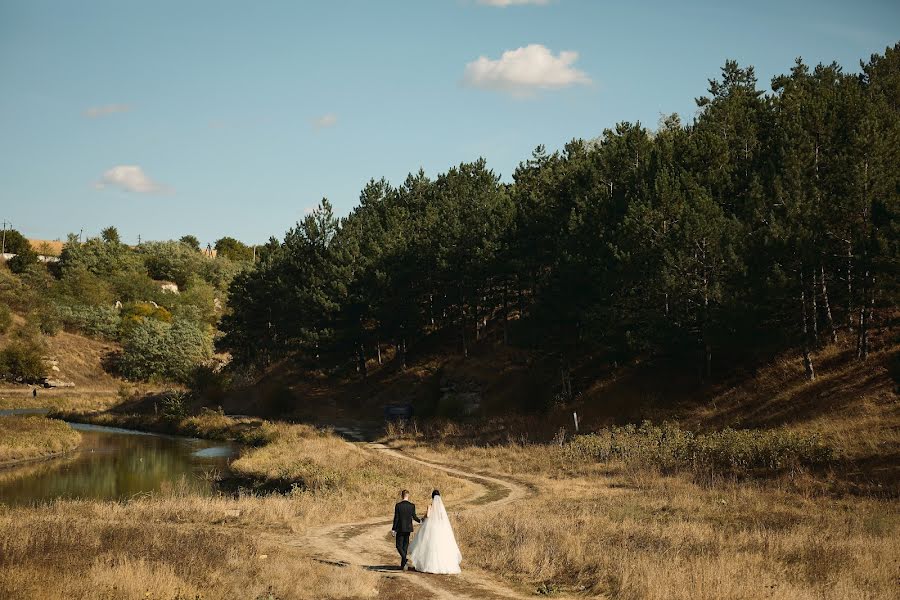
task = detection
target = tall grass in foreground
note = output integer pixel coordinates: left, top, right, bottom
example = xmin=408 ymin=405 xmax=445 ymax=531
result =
xmin=0 ymin=415 xmax=81 ymax=464
xmin=0 ymin=494 xmax=378 ymax=600
xmin=0 ymin=416 xmax=474 ymax=598
xmin=394 ymin=433 xmax=897 ymax=599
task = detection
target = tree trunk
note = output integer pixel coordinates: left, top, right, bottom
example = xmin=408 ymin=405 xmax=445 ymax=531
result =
xmin=820 ymin=265 xmax=838 ymax=344
xmin=460 ymin=303 xmax=468 ymax=359
xmin=475 ymin=295 xmax=481 ymax=342
xmin=846 ymin=241 xmax=854 ymax=331
xmin=502 ymin=281 xmax=509 ymax=346
xmin=800 ymin=268 xmax=816 ymax=381
xmin=429 ymin=294 xmax=435 ymax=326
xmin=560 ymin=360 xmax=573 ymax=402
xmin=357 ymin=342 xmax=367 ymax=378
xmin=705 ymin=342 xmax=712 ymax=382
xmin=858 ymin=271 xmax=873 ymax=361
xmin=810 ymin=270 xmax=819 ymax=344
xmin=701 ymin=254 xmax=711 ymax=382
xmin=376 ymin=341 xmax=382 ymax=365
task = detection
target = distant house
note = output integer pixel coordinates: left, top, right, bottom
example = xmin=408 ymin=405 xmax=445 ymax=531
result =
xmin=1 ymin=252 xmax=59 ymax=263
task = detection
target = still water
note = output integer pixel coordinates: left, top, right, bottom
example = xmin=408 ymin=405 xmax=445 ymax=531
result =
xmin=0 ymin=418 xmax=236 ymax=506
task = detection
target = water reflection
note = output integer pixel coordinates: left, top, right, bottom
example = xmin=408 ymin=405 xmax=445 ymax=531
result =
xmin=0 ymin=423 xmax=236 ymax=506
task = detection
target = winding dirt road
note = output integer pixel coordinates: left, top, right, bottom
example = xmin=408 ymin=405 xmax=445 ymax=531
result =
xmin=295 ymin=439 xmax=541 ymax=600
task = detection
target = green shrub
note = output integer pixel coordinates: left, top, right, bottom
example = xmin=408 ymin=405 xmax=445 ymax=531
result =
xmin=56 ymin=303 xmax=121 ymax=340
xmin=0 ymin=340 xmax=46 ymax=382
xmin=7 ymin=247 xmax=40 ymax=274
xmin=119 ymin=301 xmax=173 ymax=334
xmin=0 ymin=304 xmax=11 ymax=334
xmin=29 ymin=305 xmax=61 ymax=336
xmin=57 ymin=267 xmax=115 ymax=306
xmin=564 ymin=421 xmax=834 ymax=476
xmin=0 ymin=267 xmax=38 ymax=313
xmin=160 ymin=390 xmax=190 ymax=421
xmin=118 ymin=318 xmax=213 ymax=383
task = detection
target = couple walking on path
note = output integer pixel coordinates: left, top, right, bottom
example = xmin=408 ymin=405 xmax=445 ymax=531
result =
xmin=392 ymin=489 xmax=462 ymax=574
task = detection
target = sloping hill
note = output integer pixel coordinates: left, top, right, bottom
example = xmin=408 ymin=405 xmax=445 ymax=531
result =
xmin=0 ymin=317 xmax=128 ymax=410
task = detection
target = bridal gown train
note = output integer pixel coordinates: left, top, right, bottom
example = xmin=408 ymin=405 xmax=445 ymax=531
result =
xmin=408 ymin=495 xmax=462 ymax=574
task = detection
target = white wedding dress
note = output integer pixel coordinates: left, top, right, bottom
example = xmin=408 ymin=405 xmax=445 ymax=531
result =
xmin=408 ymin=495 xmax=462 ymax=574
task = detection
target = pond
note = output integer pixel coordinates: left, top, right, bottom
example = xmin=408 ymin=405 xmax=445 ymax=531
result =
xmin=0 ymin=416 xmax=236 ymax=506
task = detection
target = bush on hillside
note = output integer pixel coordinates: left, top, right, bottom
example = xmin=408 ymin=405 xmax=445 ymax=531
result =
xmin=175 ymin=277 xmax=219 ymax=325
xmin=57 ymin=268 xmax=115 ymax=307
xmin=118 ymin=318 xmax=213 ymax=383
xmin=119 ymin=302 xmax=173 ymax=333
xmin=58 ymin=235 xmax=142 ymax=278
xmin=139 ymin=241 xmax=208 ymax=289
xmin=109 ymin=269 xmax=165 ymax=305
xmin=29 ymin=305 xmax=61 ymax=336
xmin=0 ymin=229 xmax=30 ymax=255
xmin=0 ymin=305 xmax=11 ymax=335
xmin=0 ymin=268 xmax=38 ymax=314
xmin=0 ymin=340 xmax=46 ymax=382
xmin=56 ymin=304 xmax=121 ymax=340
xmin=564 ymin=421 xmax=834 ymax=476
xmin=6 ymin=246 xmax=39 ymax=275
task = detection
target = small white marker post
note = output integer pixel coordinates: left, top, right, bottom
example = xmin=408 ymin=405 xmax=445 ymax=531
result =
xmin=573 ymin=411 xmax=579 ymax=433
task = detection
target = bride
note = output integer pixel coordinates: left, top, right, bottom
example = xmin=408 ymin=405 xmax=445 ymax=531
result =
xmin=408 ymin=490 xmax=462 ymax=574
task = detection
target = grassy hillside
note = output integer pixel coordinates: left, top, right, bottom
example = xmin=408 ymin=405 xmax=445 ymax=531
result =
xmin=0 ymin=313 xmax=151 ymax=412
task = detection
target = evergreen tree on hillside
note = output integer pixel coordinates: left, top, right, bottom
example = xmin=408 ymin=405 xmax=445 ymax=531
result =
xmin=218 ymin=44 xmax=900 ymax=394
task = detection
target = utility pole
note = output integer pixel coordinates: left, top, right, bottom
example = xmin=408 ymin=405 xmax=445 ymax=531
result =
xmin=1 ymin=220 xmax=9 ymax=254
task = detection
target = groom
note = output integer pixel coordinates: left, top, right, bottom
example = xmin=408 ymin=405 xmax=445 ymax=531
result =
xmin=391 ymin=489 xmax=421 ymax=570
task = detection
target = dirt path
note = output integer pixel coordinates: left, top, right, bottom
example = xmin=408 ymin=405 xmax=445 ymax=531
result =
xmin=287 ymin=438 xmax=542 ymax=600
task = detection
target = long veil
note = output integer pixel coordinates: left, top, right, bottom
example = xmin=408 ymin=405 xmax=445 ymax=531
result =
xmin=409 ymin=495 xmax=462 ymax=573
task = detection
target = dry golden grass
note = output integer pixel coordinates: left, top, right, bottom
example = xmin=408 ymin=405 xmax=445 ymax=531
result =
xmin=0 ymin=418 xmax=469 ymax=600
xmin=398 ymin=441 xmax=899 ymax=599
xmin=231 ymin=421 xmax=476 ymax=524
xmin=0 ymin=415 xmax=80 ymax=465
xmin=0 ymin=411 xmax=474 ymax=599
xmin=0 ymin=494 xmax=379 ymax=600
xmin=684 ymin=344 xmax=899 ymax=462
xmin=55 ymin=410 xmax=476 ymax=521
xmin=0 ymin=390 xmax=122 ymax=412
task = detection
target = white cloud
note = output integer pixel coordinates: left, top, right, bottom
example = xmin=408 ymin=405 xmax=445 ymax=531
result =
xmin=95 ymin=165 xmax=168 ymax=194
xmin=478 ymin=0 xmax=551 ymax=6
xmin=462 ymin=44 xmax=590 ymax=96
xmin=83 ymin=104 xmax=131 ymax=118
xmin=312 ymin=113 xmax=338 ymax=129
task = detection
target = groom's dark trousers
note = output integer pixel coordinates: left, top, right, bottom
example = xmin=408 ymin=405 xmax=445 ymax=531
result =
xmin=395 ymin=532 xmax=411 ymax=568
xmin=392 ymin=499 xmax=420 ymax=568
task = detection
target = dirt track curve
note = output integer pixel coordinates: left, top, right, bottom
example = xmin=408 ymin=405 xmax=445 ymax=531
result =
xmin=290 ymin=437 xmax=546 ymax=600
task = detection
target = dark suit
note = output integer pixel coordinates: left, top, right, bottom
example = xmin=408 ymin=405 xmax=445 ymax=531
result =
xmin=392 ymin=499 xmax=420 ymax=568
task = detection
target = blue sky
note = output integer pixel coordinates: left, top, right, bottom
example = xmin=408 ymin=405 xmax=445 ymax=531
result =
xmin=1 ymin=0 xmax=897 ymax=246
